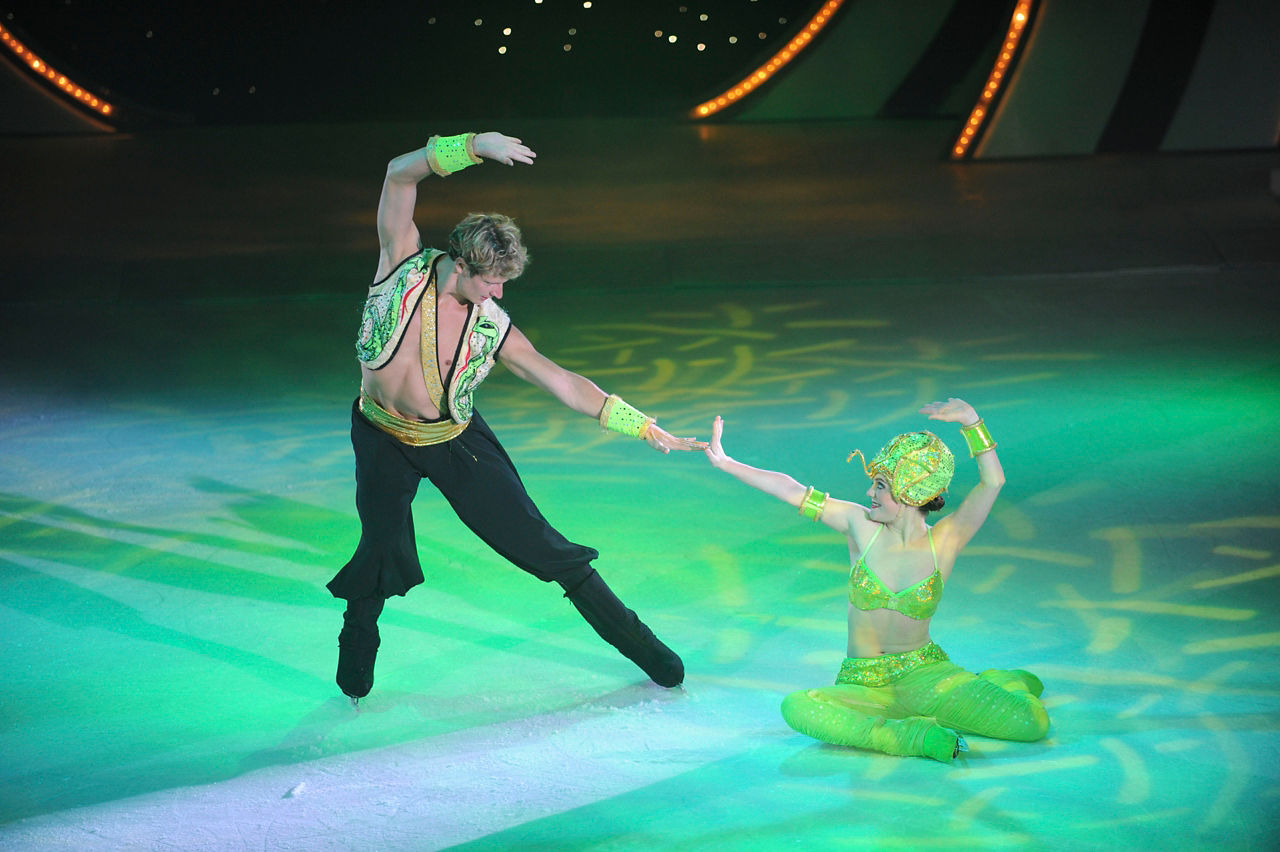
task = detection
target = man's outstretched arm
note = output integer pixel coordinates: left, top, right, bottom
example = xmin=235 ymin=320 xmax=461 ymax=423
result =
xmin=500 ymin=327 xmax=705 ymax=455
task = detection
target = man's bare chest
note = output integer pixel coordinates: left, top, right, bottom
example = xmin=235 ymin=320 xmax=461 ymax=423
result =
xmin=377 ymin=298 xmax=464 ymax=386
xmin=434 ymin=299 xmax=469 ymax=375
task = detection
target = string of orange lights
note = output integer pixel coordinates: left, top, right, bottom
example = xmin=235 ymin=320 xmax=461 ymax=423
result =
xmin=951 ymin=0 xmax=1038 ymax=159
xmin=690 ymin=0 xmax=844 ymax=119
xmin=0 ymin=21 xmax=115 ymax=120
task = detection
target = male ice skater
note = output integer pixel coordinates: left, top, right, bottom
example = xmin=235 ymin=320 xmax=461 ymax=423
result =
xmin=327 ymin=130 xmax=703 ymax=701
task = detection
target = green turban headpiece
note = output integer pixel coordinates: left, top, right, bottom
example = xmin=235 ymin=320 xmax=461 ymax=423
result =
xmin=849 ymin=431 xmax=954 ymax=507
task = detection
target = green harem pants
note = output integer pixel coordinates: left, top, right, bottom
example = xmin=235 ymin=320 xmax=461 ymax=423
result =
xmin=780 ymin=643 xmax=1049 ymax=763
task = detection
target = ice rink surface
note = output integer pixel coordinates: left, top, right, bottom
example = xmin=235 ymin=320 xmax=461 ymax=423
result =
xmin=2 ymin=119 xmax=1277 ymax=849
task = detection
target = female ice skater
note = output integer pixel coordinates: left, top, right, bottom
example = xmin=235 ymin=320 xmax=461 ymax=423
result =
xmin=704 ymin=398 xmax=1049 ymax=762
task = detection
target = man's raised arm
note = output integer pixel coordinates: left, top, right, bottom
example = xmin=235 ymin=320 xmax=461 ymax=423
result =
xmin=374 ymin=132 xmax=536 ymax=279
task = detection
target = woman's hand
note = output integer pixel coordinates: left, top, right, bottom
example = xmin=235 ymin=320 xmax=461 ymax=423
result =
xmin=920 ymin=397 xmax=979 ymax=427
xmin=473 ymin=133 xmax=537 ymax=166
xmin=703 ymin=415 xmax=732 ymax=468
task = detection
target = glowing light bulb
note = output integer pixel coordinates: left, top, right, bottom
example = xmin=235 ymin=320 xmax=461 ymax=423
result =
xmin=690 ymin=0 xmax=846 ymax=119
xmin=951 ymin=0 xmax=1035 ymax=158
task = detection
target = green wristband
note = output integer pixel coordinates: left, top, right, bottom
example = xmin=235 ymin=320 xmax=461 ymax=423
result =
xmin=798 ymin=486 xmax=828 ymax=521
xmin=599 ymin=394 xmax=654 ymax=439
xmin=960 ymin=419 xmax=997 ymax=457
xmin=426 ymin=133 xmax=482 ymax=177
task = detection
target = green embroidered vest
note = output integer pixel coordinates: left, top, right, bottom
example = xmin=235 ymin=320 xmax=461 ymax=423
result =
xmin=356 ymin=248 xmax=510 ymax=425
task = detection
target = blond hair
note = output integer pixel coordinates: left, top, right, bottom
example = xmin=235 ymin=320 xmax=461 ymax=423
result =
xmin=447 ymin=213 xmax=529 ymax=279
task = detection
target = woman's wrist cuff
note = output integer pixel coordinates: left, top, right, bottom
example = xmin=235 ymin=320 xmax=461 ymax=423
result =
xmin=799 ymin=486 xmax=828 ymax=521
xmin=960 ymin=419 xmax=997 ymax=456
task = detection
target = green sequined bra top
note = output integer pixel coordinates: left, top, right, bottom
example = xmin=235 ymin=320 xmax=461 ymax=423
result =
xmin=849 ymin=526 xmax=943 ymax=620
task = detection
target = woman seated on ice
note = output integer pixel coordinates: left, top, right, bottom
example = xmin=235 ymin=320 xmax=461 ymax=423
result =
xmin=704 ymin=398 xmax=1049 ymax=762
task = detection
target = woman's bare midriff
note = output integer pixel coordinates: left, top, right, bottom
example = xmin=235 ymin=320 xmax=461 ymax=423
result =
xmin=847 ymin=606 xmax=932 ymax=658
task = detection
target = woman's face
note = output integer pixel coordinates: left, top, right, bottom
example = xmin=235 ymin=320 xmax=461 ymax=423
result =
xmin=866 ymin=475 xmax=902 ymax=522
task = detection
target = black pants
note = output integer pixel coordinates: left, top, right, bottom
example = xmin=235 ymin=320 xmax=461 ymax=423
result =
xmin=328 ymin=399 xmax=599 ymax=601
xmin=327 ymin=398 xmax=683 ymax=688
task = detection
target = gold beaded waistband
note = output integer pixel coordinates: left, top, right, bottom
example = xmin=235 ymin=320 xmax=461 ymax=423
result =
xmin=358 ymin=391 xmax=469 ymax=446
xmin=836 ymin=642 xmax=950 ymax=688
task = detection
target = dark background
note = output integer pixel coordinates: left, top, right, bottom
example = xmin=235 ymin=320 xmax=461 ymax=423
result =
xmin=2 ymin=1 xmax=838 ymax=123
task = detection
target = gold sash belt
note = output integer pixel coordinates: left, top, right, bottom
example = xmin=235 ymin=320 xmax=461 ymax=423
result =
xmin=358 ymin=392 xmax=469 ymax=446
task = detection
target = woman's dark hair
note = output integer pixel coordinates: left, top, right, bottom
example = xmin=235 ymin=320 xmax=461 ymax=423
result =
xmin=920 ymin=494 xmax=946 ymax=514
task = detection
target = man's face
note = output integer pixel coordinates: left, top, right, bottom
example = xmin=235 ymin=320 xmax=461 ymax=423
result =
xmin=459 ymin=265 xmax=506 ymax=304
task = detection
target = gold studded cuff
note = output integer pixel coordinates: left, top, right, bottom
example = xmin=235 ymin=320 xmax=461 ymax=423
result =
xmin=960 ymin=419 xmax=997 ymax=457
xmin=599 ymin=394 xmax=654 ymax=439
xmin=425 ymin=133 xmax=483 ymax=177
xmin=798 ymin=485 xmax=828 ymax=522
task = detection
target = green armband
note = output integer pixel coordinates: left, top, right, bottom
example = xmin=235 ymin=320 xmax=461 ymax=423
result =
xmin=798 ymin=486 xmax=828 ymax=522
xmin=960 ymin=419 xmax=997 ymax=457
xmin=425 ymin=133 xmax=483 ymax=177
xmin=599 ymin=394 xmax=654 ymax=439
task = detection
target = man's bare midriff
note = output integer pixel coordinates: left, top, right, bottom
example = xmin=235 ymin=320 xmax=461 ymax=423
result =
xmin=360 ymin=289 xmax=469 ymax=422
